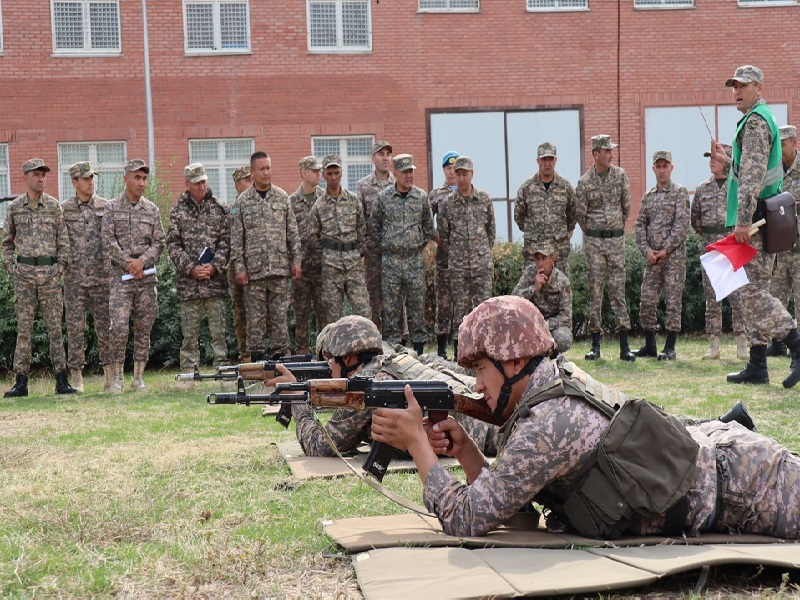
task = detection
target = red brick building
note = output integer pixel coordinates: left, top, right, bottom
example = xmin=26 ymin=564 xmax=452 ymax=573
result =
xmin=1 ymin=0 xmax=798 ymax=238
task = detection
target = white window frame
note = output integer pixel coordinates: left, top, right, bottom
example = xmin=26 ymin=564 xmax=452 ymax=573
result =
xmin=418 ymin=0 xmax=480 ymax=12
xmin=634 ymin=0 xmax=693 ymax=8
xmin=738 ymin=0 xmax=797 ymax=5
xmin=57 ymin=141 xmax=127 ymax=201
xmin=526 ymin=0 xmax=589 ymax=11
xmin=188 ymin=137 xmax=255 ymax=206
xmin=307 ymin=0 xmax=372 ymax=53
xmin=0 ymin=144 xmax=10 ymax=227
xmin=311 ymin=135 xmax=375 ymax=192
xmin=183 ymin=0 xmax=251 ymax=55
xmin=51 ymin=0 xmax=122 ymax=56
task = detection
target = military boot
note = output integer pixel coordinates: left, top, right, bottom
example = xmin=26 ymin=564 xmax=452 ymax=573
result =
xmin=437 ymin=334 xmax=448 ymax=360
xmin=658 ymin=331 xmax=677 ymax=361
xmin=736 ymin=334 xmax=749 ymax=360
xmin=702 ymin=335 xmax=720 ymax=360
xmin=413 ymin=342 xmax=425 ymax=356
xmin=70 ymin=368 xmax=85 ymax=393
xmin=781 ymin=329 xmax=800 ymax=389
xmin=250 ymin=352 xmax=265 ymax=364
xmin=584 ymin=333 xmax=601 ymax=361
xmin=719 ymin=401 xmax=756 ymax=432
xmin=55 ymin=370 xmax=77 ymax=394
xmin=108 ymin=363 xmax=125 ymax=394
xmin=726 ymin=346 xmax=769 ymax=384
xmin=619 ymin=330 xmax=636 ymax=361
xmin=131 ymin=361 xmax=147 ymax=391
xmin=634 ymin=331 xmax=658 ymax=358
xmin=4 ymin=374 xmax=28 ymax=398
xmin=766 ymin=338 xmax=788 ymax=357
xmin=102 ymin=364 xmax=115 ymax=391
xmin=452 ymin=339 xmax=458 ymax=359
xmin=175 ymin=368 xmax=196 ymax=391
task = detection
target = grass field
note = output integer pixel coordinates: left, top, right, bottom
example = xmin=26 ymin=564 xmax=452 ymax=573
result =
xmin=1 ymin=336 xmax=798 ymax=597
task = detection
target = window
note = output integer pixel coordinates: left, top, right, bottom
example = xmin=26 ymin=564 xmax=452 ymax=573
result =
xmin=312 ymin=136 xmax=374 ymax=191
xmin=184 ymin=0 xmax=250 ymax=54
xmin=526 ymin=0 xmax=588 ymax=10
xmin=418 ymin=0 xmax=479 ymax=11
xmin=189 ymin=138 xmax=254 ymax=206
xmin=0 ymin=144 xmax=10 ymax=226
xmin=307 ymin=0 xmax=371 ymax=52
xmin=51 ymin=0 xmax=121 ymax=54
xmin=738 ymin=0 xmax=797 ymax=5
xmin=57 ymin=142 xmax=126 ymax=200
xmin=634 ymin=0 xmax=692 ymax=7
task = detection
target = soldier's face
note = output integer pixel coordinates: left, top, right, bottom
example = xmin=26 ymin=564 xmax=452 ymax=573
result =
xmin=443 ymin=165 xmax=457 ymax=186
xmin=373 ymin=148 xmax=392 ymax=174
xmin=24 ymin=169 xmax=47 ymax=194
xmin=782 ymin=137 xmax=797 ymax=165
xmin=593 ymin=148 xmax=613 ymax=170
xmin=537 ymin=156 xmax=556 ymax=179
xmin=71 ymin=175 xmax=95 ymax=200
xmin=124 ymin=170 xmax=148 ymax=198
xmin=394 ymin=169 xmax=414 ymax=192
xmin=302 ymin=168 xmax=321 ymax=187
xmin=323 ymin=167 xmax=342 ymax=191
xmin=473 ymin=357 xmax=525 ymax=419
xmin=235 ymin=175 xmax=252 ymax=195
xmin=252 ymin=157 xmax=272 ymax=189
xmin=455 ymin=169 xmax=473 ymax=195
xmin=535 ymin=253 xmax=555 ymax=277
xmin=709 ymin=156 xmax=725 ymax=177
xmin=187 ymin=179 xmax=208 ymax=202
xmin=731 ymin=81 xmax=761 ymax=113
xmin=652 ymin=160 xmax=673 ymax=185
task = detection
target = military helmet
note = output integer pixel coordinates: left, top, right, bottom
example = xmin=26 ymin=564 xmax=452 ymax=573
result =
xmin=457 ymin=296 xmax=554 ymax=368
xmin=315 ymin=322 xmax=335 ymax=360
xmin=325 ymin=315 xmax=383 ymax=358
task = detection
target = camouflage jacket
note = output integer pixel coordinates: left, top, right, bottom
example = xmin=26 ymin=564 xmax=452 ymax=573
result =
xmin=308 ymin=188 xmax=365 ymax=271
xmin=691 ymin=177 xmax=729 ymax=236
xmin=229 ymin=184 xmax=302 ymax=279
xmin=783 ymin=150 xmax=800 ymax=203
xmin=61 ymin=194 xmax=110 ymax=287
xmin=437 ymin=186 xmax=495 ymax=273
xmin=166 ymin=190 xmax=230 ymax=301
xmin=356 ymin=171 xmax=395 ymax=224
xmin=102 ymin=193 xmax=165 ymax=282
xmin=368 ymin=185 xmax=436 ymax=255
xmin=511 ymin=266 xmax=572 ymax=331
xmin=575 ymin=165 xmax=631 ymax=231
xmin=428 ymin=181 xmax=455 ymax=218
xmin=289 ymin=184 xmax=324 ymax=271
xmin=514 ymin=172 xmax=577 ymax=246
xmin=634 ymin=181 xmax=690 ymax=256
xmin=2 ymin=192 xmax=70 ymax=279
xmin=734 ymin=98 xmax=772 ymax=228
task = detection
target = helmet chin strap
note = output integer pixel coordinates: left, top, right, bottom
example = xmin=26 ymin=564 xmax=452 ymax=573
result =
xmin=335 ymin=356 xmax=361 ymax=377
xmin=488 ymin=356 xmax=543 ymax=422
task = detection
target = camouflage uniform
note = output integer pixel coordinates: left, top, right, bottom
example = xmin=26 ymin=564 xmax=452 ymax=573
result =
xmin=62 ymin=189 xmax=111 ymax=370
xmin=1 ymin=190 xmax=70 ymax=374
xmin=428 ymin=181 xmax=456 ymax=337
xmin=166 ymin=188 xmax=230 ymax=369
xmin=634 ymin=179 xmax=690 ymax=333
xmin=289 ymin=182 xmax=324 ymax=353
xmin=437 ymin=184 xmax=495 ymax=341
xmin=229 ymin=184 xmax=302 ymax=357
xmin=356 ymin=171 xmax=396 ymax=329
xmin=512 ymin=265 xmax=572 ymax=352
xmin=308 ymin=187 xmax=370 ymax=329
xmin=102 ymin=191 xmax=165 ymax=364
xmin=228 ymin=166 xmax=251 ymax=361
xmin=575 ymin=163 xmax=632 ymax=333
xmin=769 ymin=144 xmax=800 ymax=321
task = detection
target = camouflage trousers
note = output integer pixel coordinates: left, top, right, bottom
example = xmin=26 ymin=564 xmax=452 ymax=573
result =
xmin=739 ymin=232 xmax=795 ymax=346
xmin=639 ymin=251 xmax=686 ymax=332
xmin=64 ymin=281 xmax=111 ymax=369
xmin=524 ymin=240 xmax=571 ymax=278
xmin=245 ymin=275 xmax=291 ymax=357
xmin=364 ymin=243 xmax=383 ymax=331
xmin=109 ymin=279 xmax=158 ymax=364
xmin=11 ymin=267 xmax=67 ymax=374
xmin=228 ymin=268 xmax=248 ymax=361
xmin=179 ymin=296 xmax=228 ymax=369
xmin=434 ymin=247 xmax=452 ymax=336
xmin=382 ymin=252 xmax=426 ymax=345
xmin=550 ymin=325 xmax=573 ymax=353
xmin=292 ymin=266 xmax=322 ymax=354
xmin=585 ymin=236 xmax=631 ymax=333
xmin=317 ymin=262 xmax=371 ymax=331
xmin=700 ymin=234 xmax=746 ymax=336
xmin=770 ymin=250 xmax=800 ymax=323
xmin=450 ymin=270 xmax=493 ymax=341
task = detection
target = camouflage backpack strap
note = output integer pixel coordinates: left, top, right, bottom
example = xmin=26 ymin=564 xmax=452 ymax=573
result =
xmin=557 ymin=356 xmax=626 ymax=416
xmin=497 ymin=376 xmax=565 ymax=448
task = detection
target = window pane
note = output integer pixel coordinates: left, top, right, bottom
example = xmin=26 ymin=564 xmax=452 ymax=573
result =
xmin=527 ymin=0 xmax=588 ymax=8
xmin=309 ymin=1 xmax=337 ymax=47
xmin=59 ymin=144 xmax=91 ymax=164
xmin=223 ymin=139 xmax=253 ymax=161
xmin=88 ymin=2 xmax=120 ymax=48
xmin=346 ymin=137 xmax=372 ymax=157
xmin=189 ymin=140 xmax=220 ymax=162
xmin=205 ymin=169 xmax=221 ymax=198
xmin=419 ymin=0 xmax=479 ymax=8
xmin=342 ymin=1 xmax=369 ymax=47
xmin=97 ymin=171 xmax=123 ymax=199
xmin=347 ymin=163 xmax=372 ymax=191
xmin=186 ymin=3 xmax=214 ymax=50
xmin=220 ymin=2 xmax=249 ymax=49
xmin=313 ymin=138 xmax=341 ymax=157
xmin=54 ymin=2 xmax=85 ymax=49
xmin=0 ymin=145 xmax=7 ymax=165
xmin=224 ymin=167 xmax=239 ymax=206
xmin=95 ymin=142 xmax=125 ymax=165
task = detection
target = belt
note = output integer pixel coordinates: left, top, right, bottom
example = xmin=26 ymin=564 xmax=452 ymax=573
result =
xmin=701 ymin=226 xmax=732 ymax=235
xmin=584 ymin=229 xmax=624 ymax=239
xmin=17 ymin=255 xmax=58 ymax=266
xmin=321 ymin=239 xmax=358 ymax=252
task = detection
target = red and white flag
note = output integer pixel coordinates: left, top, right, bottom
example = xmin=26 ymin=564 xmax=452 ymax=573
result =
xmin=700 ymin=233 xmax=757 ymax=301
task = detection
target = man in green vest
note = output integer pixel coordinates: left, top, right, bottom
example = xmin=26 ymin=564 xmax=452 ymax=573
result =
xmin=713 ymin=65 xmax=800 ymax=387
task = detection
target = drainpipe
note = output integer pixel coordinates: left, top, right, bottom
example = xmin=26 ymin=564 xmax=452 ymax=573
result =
xmin=142 ymin=0 xmax=155 ymax=171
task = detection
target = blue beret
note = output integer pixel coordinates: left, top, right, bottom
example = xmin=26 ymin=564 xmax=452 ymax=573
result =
xmin=442 ymin=151 xmax=459 ymax=168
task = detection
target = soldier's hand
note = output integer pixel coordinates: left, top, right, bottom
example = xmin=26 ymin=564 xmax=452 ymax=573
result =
xmin=266 ymin=363 xmax=298 ymax=387
xmin=645 ymin=249 xmax=658 ymax=265
xmin=426 ymin=416 xmax=468 ymax=457
xmin=292 ymin=264 xmax=302 ymax=280
xmin=710 ymin=140 xmax=728 ymax=164
xmin=190 ymin=265 xmax=207 ymax=280
xmin=128 ymin=258 xmax=145 ymax=277
xmin=205 ymin=264 xmax=216 ymax=277
xmin=236 ymin=272 xmax=249 ymax=286
xmin=734 ymin=225 xmax=751 ymax=244
xmin=534 ymin=270 xmax=548 ymax=291
xmin=654 ymin=249 xmax=668 ymax=262
xmin=371 ymin=385 xmax=427 ymax=453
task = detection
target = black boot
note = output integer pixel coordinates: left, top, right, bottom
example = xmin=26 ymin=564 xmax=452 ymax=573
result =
xmin=727 ymin=345 xmax=769 ymax=384
xmin=766 ymin=338 xmax=788 ymax=357
xmin=619 ymin=330 xmax=636 ymax=362
xmin=452 ymin=339 xmax=458 ymax=360
xmin=584 ymin=333 xmax=601 ymax=361
xmin=437 ymin=334 xmax=448 ymax=360
xmin=413 ymin=342 xmax=425 ymax=356
xmin=658 ymin=331 xmax=677 ymax=361
xmin=719 ymin=401 xmax=756 ymax=432
xmin=781 ymin=329 xmax=800 ymax=388
xmin=4 ymin=373 xmax=28 ymax=398
xmin=634 ymin=331 xmax=658 ymax=358
xmin=250 ymin=352 xmax=265 ymax=363
xmin=55 ymin=370 xmax=77 ymax=395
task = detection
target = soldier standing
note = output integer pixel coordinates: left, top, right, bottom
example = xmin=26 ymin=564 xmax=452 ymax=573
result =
xmin=168 ymin=164 xmax=230 ymax=390
xmin=62 ymin=162 xmax=111 ymax=392
xmin=368 ymin=154 xmax=437 ymax=355
xmin=229 ymin=166 xmax=251 ymax=362
xmin=691 ymin=146 xmax=748 ymax=361
xmin=102 ymin=159 xmax=165 ymax=393
xmin=437 ymin=157 xmax=495 ymax=358
xmin=288 ymin=156 xmax=324 ymax=354
xmin=428 ymin=150 xmax=459 ymax=359
xmin=514 ymin=142 xmax=577 ymax=273
xmin=575 ymin=135 xmax=636 ymax=362
xmin=229 ymin=151 xmax=302 ymax=361
xmin=633 ymin=151 xmax=689 ymax=361
xmin=356 ymin=141 xmax=395 ymax=330
xmin=2 ymin=158 xmax=75 ymax=397
xmin=308 ymin=154 xmax=370 ymax=329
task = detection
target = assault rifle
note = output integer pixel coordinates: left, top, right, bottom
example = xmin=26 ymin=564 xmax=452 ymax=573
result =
xmin=208 ymin=376 xmax=502 ymax=481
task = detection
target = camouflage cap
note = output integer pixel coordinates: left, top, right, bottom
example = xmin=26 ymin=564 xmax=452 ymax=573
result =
xmin=22 ymin=158 xmax=51 ymax=174
xmin=372 ymin=140 xmax=392 ymax=155
xmin=537 ymin=142 xmax=557 ymax=158
xmin=393 ymin=154 xmax=416 ymax=171
xmin=442 ymin=151 xmax=459 ymax=167
xmin=124 ymin=159 xmax=150 ymax=174
xmin=299 ymin=155 xmax=322 ymax=170
xmin=232 ymin=166 xmax=251 ymax=181
xmin=458 ymin=296 xmax=555 ymax=368
xmin=69 ymin=161 xmax=97 ymax=179
xmin=325 ymin=315 xmax=383 ymax=357
xmin=315 ymin=322 xmax=335 ymax=360
xmin=652 ymin=150 xmax=672 ymax=164
xmin=591 ymin=135 xmax=618 ymax=151
xmin=322 ymin=154 xmax=343 ymax=169
xmin=453 ymin=156 xmax=473 ymax=171
xmin=703 ymin=144 xmax=732 ymax=158
xmin=725 ymin=65 xmax=763 ymax=87
xmin=780 ymin=125 xmax=797 ymax=140
xmin=184 ymin=163 xmax=208 ymax=183
xmin=531 ymin=241 xmax=555 ymax=257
